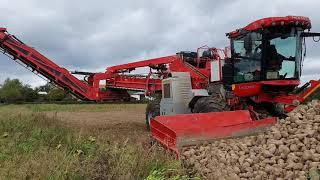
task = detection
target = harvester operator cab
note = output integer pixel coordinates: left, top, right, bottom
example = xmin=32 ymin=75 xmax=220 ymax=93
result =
xmin=201 ymin=49 xmax=213 ymax=58
xmin=178 ymin=47 xmax=218 ymax=69
xmin=178 ymin=51 xmax=198 ymax=67
xmin=223 ymin=16 xmax=312 ymax=92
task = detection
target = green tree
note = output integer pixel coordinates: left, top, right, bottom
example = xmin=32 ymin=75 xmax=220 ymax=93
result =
xmin=22 ymin=84 xmax=39 ymax=102
xmin=36 ymin=83 xmax=54 ymax=93
xmin=0 ymin=78 xmax=24 ymax=103
xmin=0 ymin=78 xmax=40 ymax=103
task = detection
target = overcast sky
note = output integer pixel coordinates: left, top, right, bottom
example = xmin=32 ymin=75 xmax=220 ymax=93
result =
xmin=0 ymin=0 xmax=319 ymax=87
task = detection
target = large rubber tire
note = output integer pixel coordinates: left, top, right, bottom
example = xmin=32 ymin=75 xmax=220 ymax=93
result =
xmin=145 ymin=100 xmax=160 ymax=130
xmin=193 ymin=94 xmax=230 ymax=113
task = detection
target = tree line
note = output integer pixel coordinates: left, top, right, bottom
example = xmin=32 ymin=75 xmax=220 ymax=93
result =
xmin=0 ymin=78 xmax=75 ymax=103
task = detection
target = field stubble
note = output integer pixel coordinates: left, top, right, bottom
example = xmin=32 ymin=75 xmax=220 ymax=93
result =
xmin=0 ymin=104 xmax=185 ymax=180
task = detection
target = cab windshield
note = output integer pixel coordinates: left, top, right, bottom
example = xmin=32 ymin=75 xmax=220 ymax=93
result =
xmin=265 ymin=33 xmax=298 ymax=80
xmin=232 ymin=28 xmax=302 ymax=83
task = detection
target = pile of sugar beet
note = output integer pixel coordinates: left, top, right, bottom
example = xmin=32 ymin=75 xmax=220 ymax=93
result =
xmin=181 ymin=100 xmax=320 ymax=179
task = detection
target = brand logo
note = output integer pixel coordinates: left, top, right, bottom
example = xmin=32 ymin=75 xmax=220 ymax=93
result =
xmin=238 ymin=85 xmax=256 ymax=90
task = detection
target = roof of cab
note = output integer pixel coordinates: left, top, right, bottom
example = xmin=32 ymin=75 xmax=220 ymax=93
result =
xmin=227 ymin=16 xmax=311 ymax=38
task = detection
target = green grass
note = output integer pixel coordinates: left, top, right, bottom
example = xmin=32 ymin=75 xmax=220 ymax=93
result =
xmin=0 ymin=104 xmax=185 ymax=179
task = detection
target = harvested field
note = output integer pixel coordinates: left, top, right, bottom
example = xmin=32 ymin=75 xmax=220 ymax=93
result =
xmin=2 ymin=101 xmax=320 ymax=179
xmin=0 ymin=104 xmax=184 ymax=179
xmin=44 ymin=104 xmax=149 ymax=142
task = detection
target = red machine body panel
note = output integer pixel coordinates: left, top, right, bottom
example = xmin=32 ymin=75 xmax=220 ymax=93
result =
xmin=232 ymin=80 xmax=301 ymax=97
xmin=261 ymin=80 xmax=300 ymax=86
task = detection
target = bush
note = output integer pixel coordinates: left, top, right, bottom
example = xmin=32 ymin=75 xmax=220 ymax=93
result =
xmin=47 ymin=88 xmax=67 ymax=101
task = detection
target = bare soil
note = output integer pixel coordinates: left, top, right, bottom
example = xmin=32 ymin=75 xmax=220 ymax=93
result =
xmin=45 ymin=106 xmax=149 ymax=143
